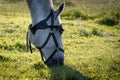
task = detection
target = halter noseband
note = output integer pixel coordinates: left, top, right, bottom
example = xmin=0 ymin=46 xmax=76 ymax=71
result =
xmin=26 ymin=10 xmax=64 ymax=64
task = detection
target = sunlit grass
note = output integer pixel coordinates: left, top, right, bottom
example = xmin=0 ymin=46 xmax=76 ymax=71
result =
xmin=0 ymin=0 xmax=120 ymax=80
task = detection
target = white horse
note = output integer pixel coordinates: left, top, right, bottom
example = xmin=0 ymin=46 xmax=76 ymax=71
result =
xmin=26 ymin=0 xmax=65 ymax=67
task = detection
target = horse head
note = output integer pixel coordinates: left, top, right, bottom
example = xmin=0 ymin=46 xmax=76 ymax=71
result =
xmin=26 ymin=0 xmax=65 ymax=67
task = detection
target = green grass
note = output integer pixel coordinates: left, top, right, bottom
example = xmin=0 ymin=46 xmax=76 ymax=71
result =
xmin=0 ymin=0 xmax=120 ymax=80
xmin=97 ymin=11 xmax=120 ymax=26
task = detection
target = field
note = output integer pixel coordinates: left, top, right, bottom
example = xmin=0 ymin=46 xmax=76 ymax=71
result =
xmin=0 ymin=0 xmax=120 ymax=80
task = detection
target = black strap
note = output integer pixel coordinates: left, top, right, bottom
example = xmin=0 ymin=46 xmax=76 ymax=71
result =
xmin=39 ymin=33 xmax=52 ymax=49
xmin=51 ymin=10 xmax=54 ymax=30
xmin=52 ymin=33 xmax=59 ymax=47
xmin=26 ymin=30 xmax=32 ymax=53
xmin=28 ymin=9 xmax=64 ymax=34
xmin=44 ymin=49 xmax=57 ymax=64
xmin=29 ymin=10 xmax=53 ymax=34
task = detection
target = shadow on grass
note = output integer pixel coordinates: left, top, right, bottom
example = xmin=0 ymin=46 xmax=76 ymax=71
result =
xmin=33 ymin=62 xmax=91 ymax=80
xmin=50 ymin=65 xmax=91 ymax=80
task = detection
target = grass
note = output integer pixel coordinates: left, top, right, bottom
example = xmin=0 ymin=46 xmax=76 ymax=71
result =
xmin=0 ymin=0 xmax=120 ymax=80
xmin=97 ymin=11 xmax=120 ymax=26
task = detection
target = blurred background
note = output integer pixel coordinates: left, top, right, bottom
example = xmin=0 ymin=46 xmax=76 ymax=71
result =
xmin=0 ymin=0 xmax=120 ymax=80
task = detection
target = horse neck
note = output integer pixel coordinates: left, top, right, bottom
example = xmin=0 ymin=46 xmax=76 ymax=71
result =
xmin=30 ymin=0 xmax=54 ymax=26
xmin=31 ymin=9 xmax=51 ymax=26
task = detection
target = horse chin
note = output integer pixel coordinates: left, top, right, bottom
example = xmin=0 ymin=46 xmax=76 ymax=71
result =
xmin=45 ymin=53 xmax=64 ymax=67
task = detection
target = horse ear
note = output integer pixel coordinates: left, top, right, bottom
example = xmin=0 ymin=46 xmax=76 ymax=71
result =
xmin=55 ymin=2 xmax=65 ymax=17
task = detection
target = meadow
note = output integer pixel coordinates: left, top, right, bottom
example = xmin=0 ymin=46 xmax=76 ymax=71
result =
xmin=0 ymin=0 xmax=120 ymax=80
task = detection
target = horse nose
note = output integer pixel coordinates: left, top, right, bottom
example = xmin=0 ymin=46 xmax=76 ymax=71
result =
xmin=46 ymin=55 xmax=64 ymax=67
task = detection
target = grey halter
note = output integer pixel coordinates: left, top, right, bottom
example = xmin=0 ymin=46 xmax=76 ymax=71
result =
xmin=26 ymin=10 xmax=64 ymax=64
